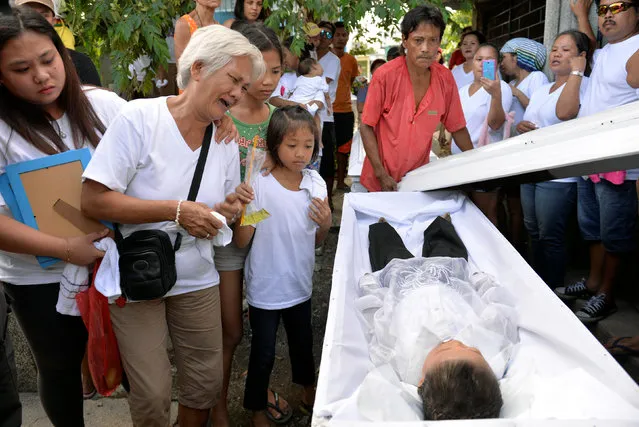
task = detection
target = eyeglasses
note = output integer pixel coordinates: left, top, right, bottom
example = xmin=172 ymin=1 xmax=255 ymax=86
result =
xmin=320 ymin=30 xmax=333 ymax=40
xmin=597 ymin=1 xmax=634 ymax=16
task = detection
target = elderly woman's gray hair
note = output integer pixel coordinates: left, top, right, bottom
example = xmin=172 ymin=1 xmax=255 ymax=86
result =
xmin=177 ymin=25 xmax=266 ymax=90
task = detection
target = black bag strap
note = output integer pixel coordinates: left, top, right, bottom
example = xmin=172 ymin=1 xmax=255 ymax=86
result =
xmin=187 ymin=124 xmax=213 ymax=202
xmin=114 ymin=123 xmax=214 ymax=251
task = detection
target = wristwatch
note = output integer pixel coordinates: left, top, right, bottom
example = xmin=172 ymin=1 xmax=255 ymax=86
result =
xmin=570 ymin=70 xmax=585 ymax=77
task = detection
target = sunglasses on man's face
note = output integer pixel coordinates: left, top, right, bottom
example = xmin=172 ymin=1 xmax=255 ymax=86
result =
xmin=597 ymin=1 xmax=634 ymax=16
xmin=320 ymin=30 xmax=333 ymax=39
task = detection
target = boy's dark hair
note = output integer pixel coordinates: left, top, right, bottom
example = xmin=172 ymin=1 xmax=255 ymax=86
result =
xmin=386 ymin=45 xmax=401 ymax=61
xmin=400 ymin=4 xmax=446 ymax=41
xmin=477 ymin=42 xmax=501 ymax=62
xmin=0 ymin=7 xmax=106 ymax=155
xmin=334 ymin=21 xmax=347 ymax=32
xmin=267 ymin=106 xmax=320 ymax=167
xmin=236 ymin=22 xmax=283 ymax=66
xmin=298 ymin=58 xmax=318 ymax=76
xmin=234 ymin=0 xmax=267 ymax=22
xmin=370 ymin=58 xmax=386 ymax=73
xmin=420 ymin=360 xmax=503 ymax=420
xmin=556 ymin=30 xmax=593 ymax=76
xmin=461 ymin=30 xmax=487 ymax=45
xmin=318 ymin=20 xmax=336 ymax=35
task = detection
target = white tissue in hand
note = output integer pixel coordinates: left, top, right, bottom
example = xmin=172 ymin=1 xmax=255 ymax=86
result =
xmin=210 ymin=211 xmax=233 ymax=247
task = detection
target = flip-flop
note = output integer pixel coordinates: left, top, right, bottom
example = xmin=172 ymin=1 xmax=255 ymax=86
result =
xmin=605 ymin=337 xmax=639 ymax=358
xmin=83 ymin=387 xmax=97 ymax=400
xmin=265 ymin=390 xmax=292 ymax=425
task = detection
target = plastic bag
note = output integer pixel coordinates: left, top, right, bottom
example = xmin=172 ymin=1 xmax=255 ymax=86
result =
xmin=76 ymin=261 xmax=123 ymax=396
xmin=240 ymin=136 xmax=271 ymax=226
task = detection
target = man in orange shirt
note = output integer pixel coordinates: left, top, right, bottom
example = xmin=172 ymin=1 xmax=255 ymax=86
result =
xmin=360 ymin=4 xmax=473 ymax=192
xmin=332 ymin=21 xmax=360 ymax=191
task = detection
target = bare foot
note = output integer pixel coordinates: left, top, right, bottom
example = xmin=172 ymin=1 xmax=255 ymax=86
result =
xmin=251 ymin=411 xmax=272 ymax=427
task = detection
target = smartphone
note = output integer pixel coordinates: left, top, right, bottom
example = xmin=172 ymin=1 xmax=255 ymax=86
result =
xmin=482 ymin=59 xmax=496 ymax=80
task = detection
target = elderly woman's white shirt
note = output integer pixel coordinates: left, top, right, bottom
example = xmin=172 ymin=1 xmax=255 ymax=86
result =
xmin=83 ymin=96 xmax=240 ymax=297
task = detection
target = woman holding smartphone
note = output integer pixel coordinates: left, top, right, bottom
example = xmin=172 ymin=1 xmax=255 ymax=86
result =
xmin=452 ymin=43 xmax=513 ymax=225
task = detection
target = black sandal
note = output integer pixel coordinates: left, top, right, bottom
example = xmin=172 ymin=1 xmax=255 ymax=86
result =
xmin=265 ymin=390 xmax=292 ymax=425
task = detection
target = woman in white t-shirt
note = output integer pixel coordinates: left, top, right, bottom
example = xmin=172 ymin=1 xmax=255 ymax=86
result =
xmin=235 ymin=106 xmax=331 ymax=427
xmin=499 ymin=37 xmax=549 ymax=253
xmin=81 ymin=26 xmax=265 ymax=426
xmin=451 ymin=30 xmax=486 ymax=89
xmin=517 ymin=30 xmax=591 ymax=290
xmin=0 ymin=8 xmax=125 ymax=426
xmin=452 ymin=43 xmax=513 ymax=225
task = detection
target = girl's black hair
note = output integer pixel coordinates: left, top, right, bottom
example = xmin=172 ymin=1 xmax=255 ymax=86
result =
xmin=555 ymin=30 xmax=593 ymax=76
xmin=476 ymin=42 xmax=501 ymax=61
xmin=266 ymin=106 xmax=320 ymax=167
xmin=234 ymin=0 xmax=267 ymax=22
xmin=370 ymin=58 xmax=386 ymax=73
xmin=236 ymin=22 xmax=283 ymax=66
xmin=461 ymin=30 xmax=487 ymax=46
xmin=0 ymin=7 xmax=106 ymax=155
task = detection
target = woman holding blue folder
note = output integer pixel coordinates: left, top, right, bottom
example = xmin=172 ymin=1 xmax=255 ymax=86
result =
xmin=0 ymin=7 xmax=126 ymax=426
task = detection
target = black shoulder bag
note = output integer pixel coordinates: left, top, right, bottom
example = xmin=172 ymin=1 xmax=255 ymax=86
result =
xmin=116 ymin=124 xmax=213 ymax=301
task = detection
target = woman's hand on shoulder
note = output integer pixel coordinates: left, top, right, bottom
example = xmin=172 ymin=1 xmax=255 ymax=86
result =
xmin=261 ymin=152 xmax=276 ymax=176
xmin=309 ymin=197 xmax=332 ymax=231
xmin=178 ymin=201 xmax=223 ymax=240
xmin=214 ymin=115 xmax=239 ymax=144
xmin=66 ymin=229 xmax=110 ymax=266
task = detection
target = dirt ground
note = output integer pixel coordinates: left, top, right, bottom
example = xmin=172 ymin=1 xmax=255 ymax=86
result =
xmin=221 ymin=191 xmax=344 ymax=427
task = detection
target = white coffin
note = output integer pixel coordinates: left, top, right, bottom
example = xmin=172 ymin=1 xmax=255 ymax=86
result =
xmin=314 ymin=98 xmax=639 ymax=427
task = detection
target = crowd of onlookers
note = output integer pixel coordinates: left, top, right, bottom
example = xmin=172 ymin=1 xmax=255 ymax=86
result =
xmin=0 ymin=0 xmax=638 ymax=426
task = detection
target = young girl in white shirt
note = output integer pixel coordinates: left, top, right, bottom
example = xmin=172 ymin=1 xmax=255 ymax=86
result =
xmin=235 ymin=106 xmax=331 ymax=427
xmin=452 ymin=43 xmax=513 ymax=225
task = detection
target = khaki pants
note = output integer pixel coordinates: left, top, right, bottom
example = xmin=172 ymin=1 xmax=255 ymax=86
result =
xmin=110 ymin=286 xmax=223 ymax=427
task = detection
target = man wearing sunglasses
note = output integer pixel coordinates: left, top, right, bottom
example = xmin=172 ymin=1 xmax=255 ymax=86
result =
xmin=556 ymin=0 xmax=639 ymax=324
xmin=317 ymin=21 xmax=342 ymax=208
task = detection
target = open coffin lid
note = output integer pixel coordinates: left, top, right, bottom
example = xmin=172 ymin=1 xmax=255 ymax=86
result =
xmin=399 ymin=100 xmax=639 ymax=192
xmin=314 ymin=103 xmax=639 ymax=426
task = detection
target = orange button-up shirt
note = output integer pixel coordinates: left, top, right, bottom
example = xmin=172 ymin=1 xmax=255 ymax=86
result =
xmin=361 ymin=58 xmax=466 ymax=192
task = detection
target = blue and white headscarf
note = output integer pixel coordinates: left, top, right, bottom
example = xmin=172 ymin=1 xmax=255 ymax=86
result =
xmin=500 ymin=38 xmax=547 ymax=72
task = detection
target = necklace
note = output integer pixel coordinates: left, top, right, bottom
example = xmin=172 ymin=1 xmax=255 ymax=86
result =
xmin=53 ymin=120 xmax=67 ymax=139
xmin=195 ymin=8 xmax=217 ymax=27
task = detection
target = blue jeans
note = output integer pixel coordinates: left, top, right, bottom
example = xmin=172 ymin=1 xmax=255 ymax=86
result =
xmin=521 ymin=181 xmax=577 ymax=288
xmin=577 ymin=178 xmax=637 ymax=253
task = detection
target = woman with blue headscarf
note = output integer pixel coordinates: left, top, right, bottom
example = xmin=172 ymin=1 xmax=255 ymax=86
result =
xmin=500 ymin=38 xmax=549 ymax=136
xmin=498 ymin=37 xmax=549 ymax=256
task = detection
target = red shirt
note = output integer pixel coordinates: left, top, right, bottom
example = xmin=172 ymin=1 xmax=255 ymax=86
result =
xmin=448 ymin=49 xmax=465 ymax=69
xmin=361 ymin=58 xmax=466 ymax=192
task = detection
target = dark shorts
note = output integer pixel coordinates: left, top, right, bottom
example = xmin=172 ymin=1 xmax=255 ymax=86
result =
xmin=319 ymin=122 xmax=336 ymax=179
xmin=333 ymin=112 xmax=355 ymax=151
xmin=577 ymin=178 xmax=637 ymax=253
